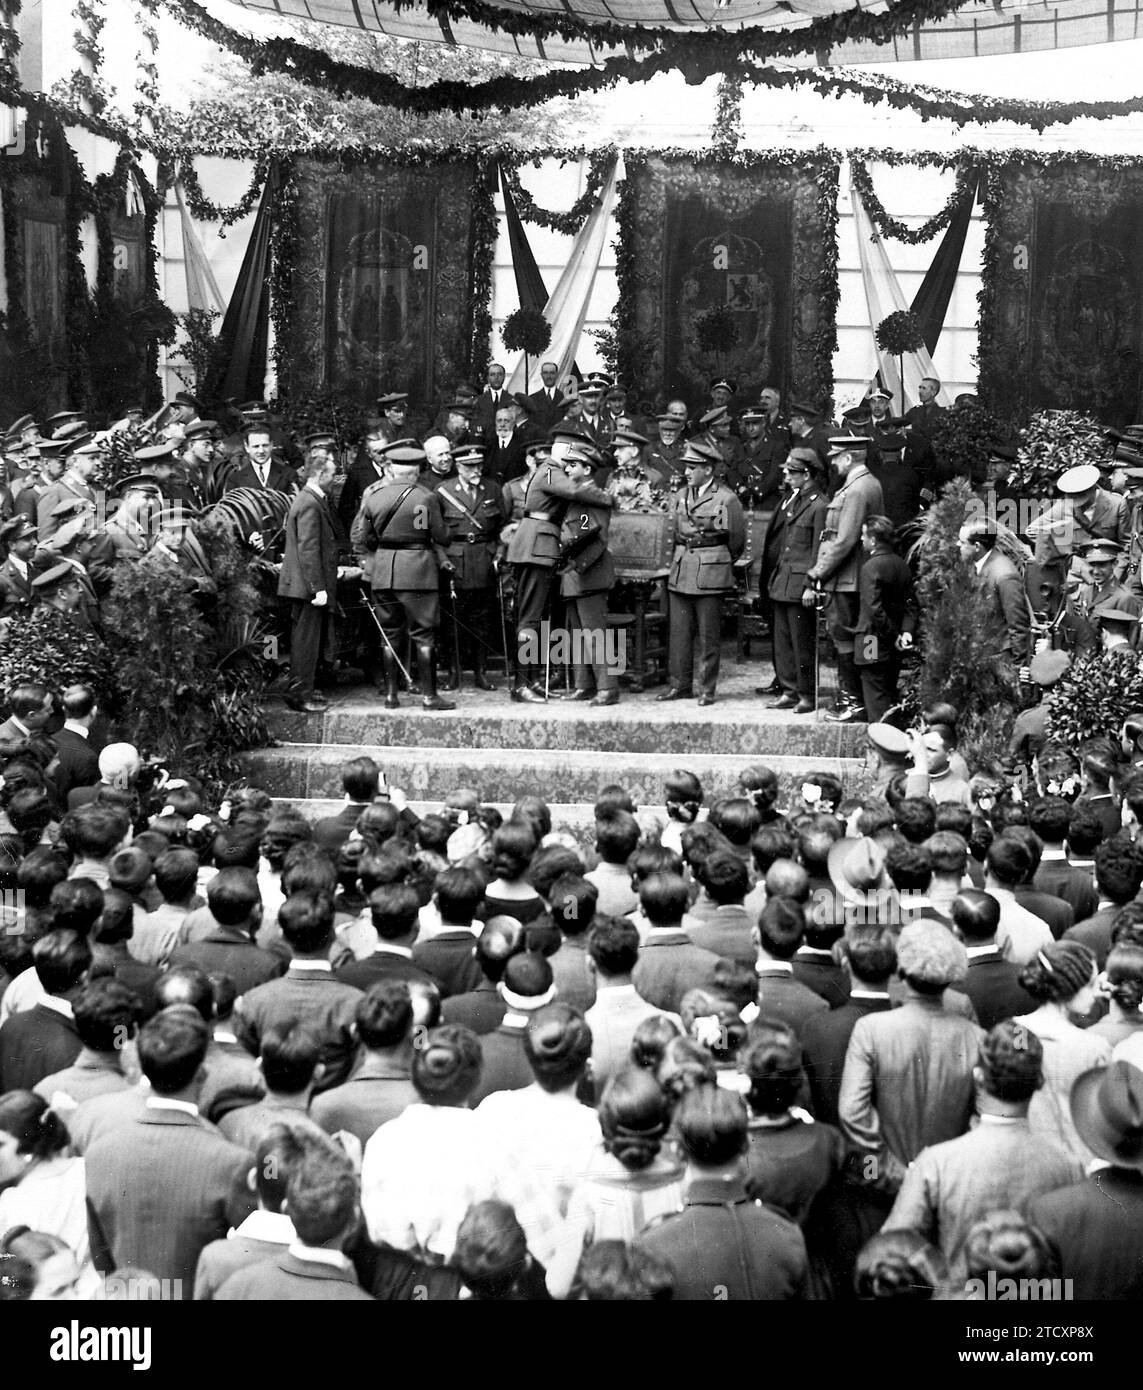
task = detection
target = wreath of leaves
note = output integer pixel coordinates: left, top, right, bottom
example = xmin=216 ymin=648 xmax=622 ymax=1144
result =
xmin=851 ymin=158 xmax=978 ymax=244
xmin=500 ymin=150 xmax=614 ymax=236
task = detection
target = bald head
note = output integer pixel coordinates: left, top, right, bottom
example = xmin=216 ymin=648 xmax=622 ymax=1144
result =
xmin=765 ymin=859 xmax=809 ymax=903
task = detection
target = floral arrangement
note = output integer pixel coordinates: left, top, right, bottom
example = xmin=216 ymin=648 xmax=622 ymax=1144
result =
xmin=693 ymin=305 xmax=741 ymax=357
xmin=501 ymin=307 xmax=552 ymax=358
xmin=875 ymin=309 xmax=926 ymax=357
xmin=929 ymin=400 xmax=1005 ymax=488
xmin=1047 ymin=649 xmax=1143 ymax=749
xmin=1009 ymin=409 xmax=1109 ymax=495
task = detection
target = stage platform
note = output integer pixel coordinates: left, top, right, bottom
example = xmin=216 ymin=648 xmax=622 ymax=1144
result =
xmin=243 ymin=648 xmax=874 ymax=834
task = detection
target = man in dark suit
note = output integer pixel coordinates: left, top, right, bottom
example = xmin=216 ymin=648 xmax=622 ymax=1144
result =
xmin=686 ymin=851 xmax=755 ymax=965
xmin=467 ymin=953 xmax=555 ymax=1106
xmin=751 ymin=899 xmax=829 ymax=1040
xmin=487 ymin=406 xmax=528 ymax=484
xmin=951 ymin=889 xmax=1036 ymax=1029
xmin=168 ymin=868 xmax=286 ymax=998
xmin=278 ymin=451 xmax=344 ymax=713
xmin=887 ymin=376 xmax=945 ymax=483
xmin=237 ymin=892 xmax=362 ymax=1091
xmin=0 ymin=679 xmax=54 ymax=755
xmin=760 ymin=447 xmax=826 ymax=712
xmin=558 ymin=443 xmax=620 ymax=706
xmin=351 ymin=446 xmax=454 ymax=711
xmin=959 ymin=518 xmax=1031 ymax=675
xmin=337 ymin=430 xmax=391 ymax=532
xmin=85 ymin=1007 xmax=252 ymax=1298
xmin=473 ymin=363 xmax=510 ymax=434
xmin=411 ymin=868 xmax=484 ymax=999
xmin=851 ymin=513 xmax=919 ymax=723
xmin=215 ymin=1135 xmax=373 ymax=1300
xmin=313 ymin=756 xmax=382 ymax=853
xmin=505 ymin=436 xmax=615 ymax=703
xmin=1065 ymin=836 xmax=1142 ymax=967
xmin=1029 ymin=796 xmax=1099 ymax=921
xmin=657 ymin=439 xmax=746 ymax=708
xmin=336 ymin=884 xmax=437 ymax=994
xmin=800 ymin=926 xmax=896 ymax=1127
xmin=222 ymin=423 xmax=297 ymax=495
xmin=440 ymin=917 xmax=516 ymax=1035
xmin=311 ymin=981 xmax=418 ymax=1146
xmin=526 ymin=361 xmax=563 ymax=435
xmin=436 ymin=445 xmax=506 ymax=692
xmin=0 ymin=929 xmax=89 ymax=1091
xmin=51 ymin=682 xmax=102 ymax=805
xmin=631 ymin=873 xmax=721 ymax=1014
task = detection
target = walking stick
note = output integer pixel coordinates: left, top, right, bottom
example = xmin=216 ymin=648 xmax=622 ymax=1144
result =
xmin=495 ymin=562 xmax=512 ymax=682
xmin=358 ymin=589 xmax=412 ymax=686
xmin=449 ymin=577 xmax=463 ymax=682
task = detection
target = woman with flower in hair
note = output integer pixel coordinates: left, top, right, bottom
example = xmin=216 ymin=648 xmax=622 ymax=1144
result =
xmin=659 ymin=770 xmax=706 ymax=856
xmin=679 ymin=988 xmax=749 ymax=1091
xmin=736 ymin=764 xmax=789 ymax=829
xmin=796 ymin=772 xmax=843 ymax=820
xmin=1092 ymin=941 xmax=1143 ymax=1048
xmin=1014 ymin=940 xmax=1111 ymax=1167
xmin=545 ymin=1066 xmax=684 ymax=1298
xmin=854 ymin=1229 xmax=949 ymax=1301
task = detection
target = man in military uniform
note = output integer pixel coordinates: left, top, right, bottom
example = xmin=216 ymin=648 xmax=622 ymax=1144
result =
xmin=87 ymin=475 xmax=162 ymax=594
xmin=576 ymin=376 xmax=615 ymax=450
xmin=15 ymin=442 xmax=66 ymax=524
xmin=1072 ymin=540 xmax=1141 ymax=626
xmin=31 ymin=561 xmax=93 ymax=630
xmin=658 ymin=438 xmax=746 ymax=707
xmin=646 ymin=414 xmax=687 ymax=491
xmin=504 ymin=431 xmax=616 ymax=702
xmin=177 ymin=421 xmax=219 ymax=509
xmin=889 ymin=375 xmax=945 ymax=482
xmin=1028 ymin=463 xmax=1130 ymax=581
xmin=806 ymin=436 xmax=885 ymax=722
xmin=558 ymin=443 xmax=620 ymax=707
xmin=37 ymin=436 xmax=99 ymax=542
xmin=760 ymin=447 xmax=827 ymax=713
xmin=0 ymin=516 xmax=39 ymax=612
xmin=861 ymin=391 xmax=919 ymax=530
xmin=699 ymin=407 xmax=746 ymax=489
xmin=732 ymin=406 xmax=785 ymax=509
xmin=787 ymin=402 xmax=832 ymax=470
xmin=435 ymin=444 xmax=506 ymax=692
xmin=351 ymin=444 xmax=454 ymax=711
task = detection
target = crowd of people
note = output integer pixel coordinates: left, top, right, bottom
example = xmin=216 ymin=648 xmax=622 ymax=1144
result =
xmin=1 ymin=678 xmax=1143 ymax=1301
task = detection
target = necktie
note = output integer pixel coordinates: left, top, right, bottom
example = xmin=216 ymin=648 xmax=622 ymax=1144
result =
xmin=258 ymin=465 xmax=268 ymax=487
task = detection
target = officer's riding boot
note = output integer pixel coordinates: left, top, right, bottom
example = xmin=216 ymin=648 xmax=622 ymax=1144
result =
xmin=439 ymin=660 xmax=460 ymax=692
xmin=473 ymin=653 xmax=497 ymax=691
xmin=380 ymin=649 xmax=402 ymax=710
xmin=419 ymin=641 xmax=456 ymax=711
xmin=403 ymin=636 xmax=422 ymax=695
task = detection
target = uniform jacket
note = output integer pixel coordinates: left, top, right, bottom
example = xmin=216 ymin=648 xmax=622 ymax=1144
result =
xmin=764 ymin=486 xmax=827 ymax=604
xmin=646 ymin=435 xmax=686 ymax=489
xmin=973 ymin=548 xmax=1031 ymax=662
xmin=351 ymin=479 xmax=449 ymax=592
xmin=576 ymin=408 xmax=616 ymax=449
xmin=85 ymin=1106 xmax=251 ymax=1297
xmin=559 ymin=493 xmax=615 ymax=598
xmin=505 ymin=465 xmax=613 ymax=569
xmin=1030 ymin=487 xmax=1130 ymax=567
xmin=436 ymin=477 xmax=506 ymax=589
xmin=0 ymin=555 xmax=36 ymax=611
xmin=851 ymin=548 xmax=918 ymax=666
xmin=37 ymin=474 xmax=95 ymax=540
xmin=88 ymin=519 xmax=150 ymax=587
xmin=636 ymin=1176 xmax=807 ymax=1300
xmin=807 ymin=465 xmax=884 ymax=594
xmin=667 ymin=482 xmax=746 ymax=596
xmin=278 ymin=485 xmax=338 ymax=601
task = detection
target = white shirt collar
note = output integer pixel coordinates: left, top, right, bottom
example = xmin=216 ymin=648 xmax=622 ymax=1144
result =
xmin=305 ymin=480 xmax=326 ymax=499
xmin=974 ymin=551 xmax=989 ymax=574
xmin=146 ymin=1096 xmax=199 ymax=1116
xmin=231 ymin=1210 xmax=294 ymax=1244
xmin=9 ymin=555 xmax=27 ymax=577
xmin=9 ymin=715 xmax=30 ymax=737
xmin=756 ymin=960 xmax=793 ymax=975
xmin=849 ymin=989 xmax=890 ymax=1000
xmin=62 ymin=718 xmax=89 ymax=739
xmin=38 ymin=996 xmax=74 ymax=1019
xmin=373 ymin=943 xmax=412 ymax=959
xmin=966 ymin=944 xmax=1000 ymax=958
xmin=1040 ymin=848 xmax=1067 ymax=861
xmin=287 ymin=1242 xmax=353 ymax=1272
xmin=289 ymin=959 xmax=332 ymax=972
xmin=978 ymin=1113 xmax=1026 ymax=1126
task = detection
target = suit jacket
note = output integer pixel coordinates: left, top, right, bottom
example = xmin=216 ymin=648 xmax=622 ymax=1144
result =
xmin=526 ymin=387 xmax=564 ymax=435
xmin=851 ymin=549 xmax=918 ymax=667
xmin=0 ymin=1002 xmax=82 ymax=1092
xmin=216 ymin=1249 xmax=373 ymax=1300
xmin=440 ymin=978 xmax=506 ymax=1035
xmin=807 ymin=465 xmax=884 ymax=594
xmin=412 ymin=930 xmax=483 ymax=999
xmin=754 ymin=968 xmax=829 ymax=1040
xmin=505 ymin=467 xmax=613 ymax=570
xmin=278 ymin=486 xmax=338 ymax=601
xmin=1033 ymin=859 xmax=1098 ymax=924
xmin=547 ymin=938 xmax=597 ymax=1014
xmin=217 ymin=1099 xmax=328 ymax=1152
xmin=686 ymin=906 xmax=755 ymax=966
xmin=1013 ymin=886 xmax=1074 ymax=939
xmin=974 ymin=548 xmax=1031 ymax=662
xmin=194 ymin=1222 xmax=292 ymax=1300
xmin=436 ymin=477 xmax=506 ymax=589
xmin=313 ymin=801 xmax=372 ymax=854
xmin=237 ymin=968 xmax=362 ymax=1090
xmin=169 ymin=930 xmax=287 ymax=1000
xmin=1027 ymin=1168 xmax=1143 ymax=1300
xmin=791 ymin=949 xmax=850 ymax=1009
xmin=961 ymin=949 xmax=1037 ymax=1030
xmin=800 ymin=994 xmax=892 ymax=1127
xmin=310 ymin=1056 xmax=418 ymax=1147
xmin=85 ymin=1106 xmax=251 ymax=1297
xmin=469 ymin=1018 xmax=533 ymax=1106
xmin=351 ymin=479 xmax=448 ymax=592
xmin=636 ymin=1175 xmax=807 ymax=1301
xmin=763 ymin=486 xmax=827 ymax=604
xmin=584 ymin=986 xmax=680 ymax=1097
xmin=1063 ymin=905 xmax=1122 ymax=968
xmin=337 ymin=949 xmax=437 ymax=993
xmin=223 ymin=459 xmax=297 ymax=495
xmin=487 ymin=431 xmax=528 ymax=483
xmin=337 ymin=456 xmax=389 ymax=531
xmin=473 ymin=387 xmax=511 ymax=431
xmin=632 ymin=933 xmax=722 ymax=1014
xmin=50 ymin=726 xmax=101 ymax=802
xmin=667 ymin=483 xmax=746 ymax=596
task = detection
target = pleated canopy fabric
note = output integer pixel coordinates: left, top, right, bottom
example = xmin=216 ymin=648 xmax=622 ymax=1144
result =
xmin=224 ymin=0 xmax=1143 ymax=67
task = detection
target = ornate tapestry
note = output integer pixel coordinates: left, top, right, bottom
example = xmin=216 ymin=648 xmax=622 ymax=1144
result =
xmin=620 ymin=153 xmax=839 ymax=408
xmin=979 ymin=159 xmax=1143 ymax=427
xmin=5 ymin=173 xmax=69 ymax=411
xmin=283 ymin=157 xmax=479 ymax=404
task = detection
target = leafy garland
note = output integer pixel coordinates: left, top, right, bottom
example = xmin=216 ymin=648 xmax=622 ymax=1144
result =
xmin=267 ymin=156 xmax=298 ymax=402
xmin=0 ymin=0 xmax=21 ymax=89
xmin=55 ymin=0 xmax=111 ymax=118
xmin=499 ymin=149 xmax=614 ymax=236
xmin=851 ymin=157 xmax=977 ymax=244
xmin=168 ymin=154 xmax=270 ymax=227
xmin=158 ymin=0 xmax=1143 ymax=130
xmin=133 ymin=0 xmax=160 ymax=128
xmin=712 ymin=71 xmax=745 ymax=158
xmin=469 ymin=156 xmax=498 ymax=387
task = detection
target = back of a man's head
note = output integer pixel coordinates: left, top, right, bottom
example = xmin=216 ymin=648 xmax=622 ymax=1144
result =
xmin=60 ymin=804 xmax=130 ymax=862
xmin=1095 ymin=835 xmax=1143 ymax=906
xmin=341 ymin=756 xmax=380 ymax=804
xmin=986 ymin=835 xmax=1033 ymax=889
xmin=284 ymin=1137 xmax=358 ymax=1247
xmin=137 ymin=1007 xmax=210 ymax=1095
xmin=951 ymin=888 xmax=1001 ymax=943
xmin=155 ymin=964 xmax=214 ymax=1022
xmin=109 ymin=846 xmax=153 ymax=895
xmin=153 ymin=848 xmax=199 ymax=906
xmin=253 ymin=1124 xmax=306 ymax=1211
xmin=750 ymin=826 xmax=795 ymax=875
xmin=260 ymin=1024 xmax=322 ymax=1095
xmin=49 ymin=877 xmax=104 ymax=937
xmin=548 ymin=874 xmax=598 ymax=939
xmin=32 ymin=928 xmax=92 ymax=997
xmin=926 ymin=831 xmax=968 ymax=878
xmin=756 ymin=897 xmax=805 ymax=960
xmin=697 ymin=850 xmax=749 ymax=906
xmin=72 ymin=978 xmax=142 ymax=1053
xmin=367 ymin=882 xmax=420 ymax=942
xmin=796 ymin=815 xmax=843 ymax=874
xmin=206 ymin=867 xmax=261 ymax=930
xmin=279 ymin=890 xmax=336 ymax=955
xmin=764 ymin=859 xmax=809 ymax=904
xmin=16 ymin=849 xmax=68 ymax=909
xmin=453 ymin=1200 xmax=530 ymax=1300
xmin=501 ymin=950 xmax=553 ymax=1004
xmin=639 ymin=872 xmax=690 ymax=928
xmin=587 ymin=915 xmax=639 ymax=979
xmin=595 ymin=809 xmax=641 ymax=867
xmin=1027 ymin=796 xmax=1072 ymax=847
xmin=434 ymin=866 xmax=484 ymax=927
xmin=843 ymin=925 xmax=897 ymax=986
xmin=895 ymin=798 xmax=937 ymax=846
xmin=1004 ymin=825 xmax=1044 ymax=877
xmin=885 ymin=843 xmax=933 ymax=894
xmin=475 ymin=916 xmax=520 ymax=985
xmin=356 ymin=980 xmax=413 ymax=1051
xmin=280 ymin=843 xmax=338 ymax=900
xmin=211 ymin=830 xmax=262 ymax=870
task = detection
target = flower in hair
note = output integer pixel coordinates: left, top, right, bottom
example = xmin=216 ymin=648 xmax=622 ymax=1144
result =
xmin=801 ymin=782 xmax=822 ymax=805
